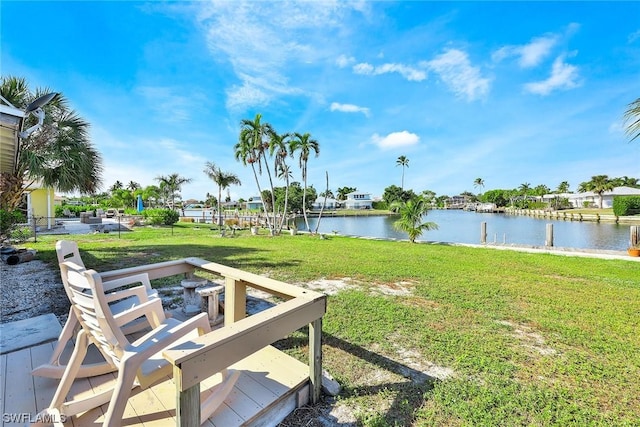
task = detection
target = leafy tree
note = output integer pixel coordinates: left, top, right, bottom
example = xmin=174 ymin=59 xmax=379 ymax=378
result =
xmin=204 ymin=161 xmax=241 ymax=230
xmin=396 ymin=155 xmax=409 ymax=190
xmin=0 ymin=76 xmax=102 ymax=211
xmin=290 ymin=132 xmax=320 ymax=232
xmin=390 ymin=197 xmax=438 ymax=243
xmin=533 ymin=184 xmax=551 ymax=196
xmin=479 ymin=189 xmax=509 ymax=207
xmin=337 ymin=186 xmax=356 ymax=201
xmin=578 ymin=175 xmax=614 ymax=208
xmin=519 ymin=182 xmax=531 ymax=196
xmin=155 ymin=173 xmax=191 ymax=209
xmin=383 ymin=185 xmax=416 ymax=205
xmin=110 ymin=188 xmax=133 ymax=208
xmin=623 ymin=97 xmax=640 ymax=142
xmin=141 ymin=185 xmax=161 ymax=207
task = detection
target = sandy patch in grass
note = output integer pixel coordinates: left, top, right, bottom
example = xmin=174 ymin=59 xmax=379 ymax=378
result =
xmin=373 ymin=280 xmax=414 ymax=296
xmin=498 ymin=320 xmax=557 ymax=356
xmin=304 ymin=277 xmax=356 ymax=295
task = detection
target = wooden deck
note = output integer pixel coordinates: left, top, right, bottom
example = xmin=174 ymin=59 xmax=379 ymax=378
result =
xmin=1 ymin=341 xmax=309 ymax=427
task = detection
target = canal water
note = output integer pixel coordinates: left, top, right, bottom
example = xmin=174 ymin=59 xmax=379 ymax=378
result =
xmin=296 ymin=210 xmax=634 ymax=251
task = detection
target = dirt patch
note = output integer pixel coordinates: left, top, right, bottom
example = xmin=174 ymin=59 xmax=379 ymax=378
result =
xmin=497 ymin=320 xmax=557 ymax=356
xmin=304 ymin=278 xmax=356 ymax=295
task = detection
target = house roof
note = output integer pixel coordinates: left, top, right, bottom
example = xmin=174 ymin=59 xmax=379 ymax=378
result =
xmin=543 ymin=186 xmax=640 ymax=199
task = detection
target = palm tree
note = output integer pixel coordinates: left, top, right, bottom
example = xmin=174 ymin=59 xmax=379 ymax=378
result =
xmin=0 ymin=76 xmax=103 ymax=211
xmin=203 ymin=162 xmax=241 ymax=231
xmin=556 ymin=181 xmax=570 ymax=193
xmin=290 ymin=132 xmax=320 ymax=232
xmin=396 ymin=156 xmax=409 ymax=190
xmin=473 ymin=178 xmax=485 ymax=194
xmin=155 ymin=173 xmax=191 ymax=209
xmin=624 ymin=97 xmax=640 ymax=142
xmin=234 ymin=114 xmax=276 ymax=233
xmin=270 ymin=131 xmax=292 ymax=232
xmin=109 ymin=181 xmax=123 ymax=194
xmin=390 ymin=197 xmax=438 ymax=243
xmin=578 ymin=175 xmax=614 ymax=209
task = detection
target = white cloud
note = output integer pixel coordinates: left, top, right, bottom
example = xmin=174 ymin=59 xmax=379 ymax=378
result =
xmin=136 ymin=86 xmax=192 ymax=122
xmin=196 ymin=1 xmax=365 ymax=111
xmin=423 ymin=49 xmax=490 ymax=101
xmin=372 ymin=131 xmax=420 ymax=149
xmin=353 ymin=62 xmax=426 ymax=81
xmin=524 ymin=55 xmax=580 ymax=95
xmin=330 ymin=102 xmax=370 ymax=117
xmin=336 ymin=54 xmax=355 ymax=68
xmin=629 ymin=29 xmax=640 ymax=44
xmin=492 ymin=34 xmax=558 ymax=68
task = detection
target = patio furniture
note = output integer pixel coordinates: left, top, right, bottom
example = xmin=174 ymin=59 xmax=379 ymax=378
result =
xmin=31 ymin=240 xmax=160 ymax=379
xmin=39 ymin=262 xmax=239 ymax=425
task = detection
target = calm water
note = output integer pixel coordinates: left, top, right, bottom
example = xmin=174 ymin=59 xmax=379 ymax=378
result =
xmin=296 ymin=210 xmax=633 ymax=251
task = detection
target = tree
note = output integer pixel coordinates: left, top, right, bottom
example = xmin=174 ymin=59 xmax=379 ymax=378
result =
xmin=556 ymin=181 xmax=570 ymax=193
xmin=623 ymin=97 xmax=640 ymax=142
xmin=383 ymin=185 xmax=417 ymax=205
xmin=0 ymin=76 xmax=103 ymax=211
xmin=519 ymin=182 xmax=531 ymax=196
xmin=155 ymin=173 xmax=191 ymax=209
xmin=473 ymin=178 xmax=485 ymax=194
xmin=270 ymin=131 xmax=292 ymax=232
xmin=533 ymin=184 xmax=551 ymax=196
xmin=390 ymin=197 xmax=438 ymax=243
xmin=578 ymin=175 xmax=614 ymax=209
xmin=203 ymin=162 xmax=241 ymax=231
xmin=235 ymin=113 xmax=277 ymax=233
xmin=290 ymin=132 xmax=320 ymax=232
xmin=337 ymin=186 xmax=356 ymax=201
xmin=396 ymin=156 xmax=409 ymax=190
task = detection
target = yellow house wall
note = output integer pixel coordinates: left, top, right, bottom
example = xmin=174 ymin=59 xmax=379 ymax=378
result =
xmin=29 ymin=188 xmax=54 ymax=219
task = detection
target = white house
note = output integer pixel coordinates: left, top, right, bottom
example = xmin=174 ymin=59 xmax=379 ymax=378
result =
xmin=311 ymin=197 xmax=339 ymax=210
xmin=542 ymin=186 xmax=640 ymax=208
xmin=245 ymin=196 xmax=264 ymax=211
xmin=344 ymin=192 xmax=373 ymax=209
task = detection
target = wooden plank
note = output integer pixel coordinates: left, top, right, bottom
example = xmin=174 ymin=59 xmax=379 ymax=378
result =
xmin=100 ymin=259 xmax=195 ymax=282
xmin=186 ymin=258 xmax=320 ymax=300
xmin=165 ymin=296 xmax=326 ymax=390
xmin=245 ymin=384 xmax=309 ymax=427
xmin=309 ymin=318 xmax=322 ymax=404
xmin=30 ymin=342 xmax=59 ymax=412
xmin=125 ymin=376 xmax=174 ymax=426
xmin=3 ymin=347 xmax=36 ymax=423
xmin=225 ymin=277 xmax=246 ymax=326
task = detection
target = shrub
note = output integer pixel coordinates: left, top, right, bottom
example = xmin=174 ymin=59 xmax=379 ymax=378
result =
xmin=142 ymin=209 xmax=179 ymax=226
xmin=0 ymin=209 xmax=26 ymax=239
xmin=613 ymin=196 xmax=640 ymax=216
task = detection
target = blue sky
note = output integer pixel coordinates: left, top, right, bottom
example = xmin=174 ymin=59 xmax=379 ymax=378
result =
xmin=2 ymin=1 xmax=640 ymax=201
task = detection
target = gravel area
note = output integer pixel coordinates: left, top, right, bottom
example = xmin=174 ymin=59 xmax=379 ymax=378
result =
xmin=1 ymin=259 xmax=70 ymax=324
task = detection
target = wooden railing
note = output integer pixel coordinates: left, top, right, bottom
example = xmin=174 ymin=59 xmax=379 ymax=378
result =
xmin=100 ymin=257 xmax=326 ymax=427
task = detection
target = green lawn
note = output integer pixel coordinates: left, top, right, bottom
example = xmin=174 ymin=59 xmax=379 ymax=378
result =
xmin=25 ymin=224 xmax=640 ymax=426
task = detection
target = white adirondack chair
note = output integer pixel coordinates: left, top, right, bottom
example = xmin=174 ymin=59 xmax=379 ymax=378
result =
xmin=39 ymin=262 xmax=238 ymax=426
xmin=32 ymin=240 xmax=160 ymax=378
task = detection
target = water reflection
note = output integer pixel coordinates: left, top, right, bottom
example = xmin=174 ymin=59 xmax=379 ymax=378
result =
xmin=297 ymin=210 xmax=632 ymax=251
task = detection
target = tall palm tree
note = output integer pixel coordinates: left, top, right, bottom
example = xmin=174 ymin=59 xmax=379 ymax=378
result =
xmin=203 ymin=162 xmax=241 ymax=231
xmin=109 ymin=181 xmax=124 ymax=194
xmin=473 ymin=178 xmax=485 ymax=194
xmin=578 ymin=175 xmax=614 ymax=208
xmin=290 ymin=132 xmax=320 ymax=232
xmin=155 ymin=173 xmax=191 ymax=209
xmin=390 ymin=197 xmax=438 ymax=243
xmin=270 ymin=131 xmax=293 ymax=232
xmin=624 ymin=97 xmax=640 ymax=142
xmin=234 ymin=114 xmax=276 ymax=233
xmin=396 ymin=156 xmax=409 ymax=190
xmin=0 ymin=76 xmax=103 ymax=211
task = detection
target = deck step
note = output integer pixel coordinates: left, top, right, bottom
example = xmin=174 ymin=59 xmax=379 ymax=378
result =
xmin=0 ymin=313 xmax=61 ymax=355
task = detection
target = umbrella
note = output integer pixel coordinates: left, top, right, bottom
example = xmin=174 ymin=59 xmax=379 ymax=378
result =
xmin=137 ymin=195 xmax=144 ymax=212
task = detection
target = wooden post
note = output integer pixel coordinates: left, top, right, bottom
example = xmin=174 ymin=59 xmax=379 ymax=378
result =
xmin=309 ymin=318 xmax=322 ymax=404
xmin=545 ymin=223 xmax=554 ymax=247
xmin=174 ymin=365 xmax=200 ymax=427
xmin=480 ymin=222 xmax=487 ymax=244
xmin=224 ymin=277 xmax=246 ymax=326
xmin=631 ymin=226 xmax=640 ymax=247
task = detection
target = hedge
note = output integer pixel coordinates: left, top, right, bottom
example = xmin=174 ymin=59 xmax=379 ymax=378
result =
xmin=612 ymin=196 xmax=640 ymax=216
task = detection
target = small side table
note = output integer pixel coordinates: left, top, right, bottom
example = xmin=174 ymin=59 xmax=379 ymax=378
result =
xmin=181 ymin=277 xmax=208 ymax=316
xmin=196 ymin=284 xmax=224 ymax=325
